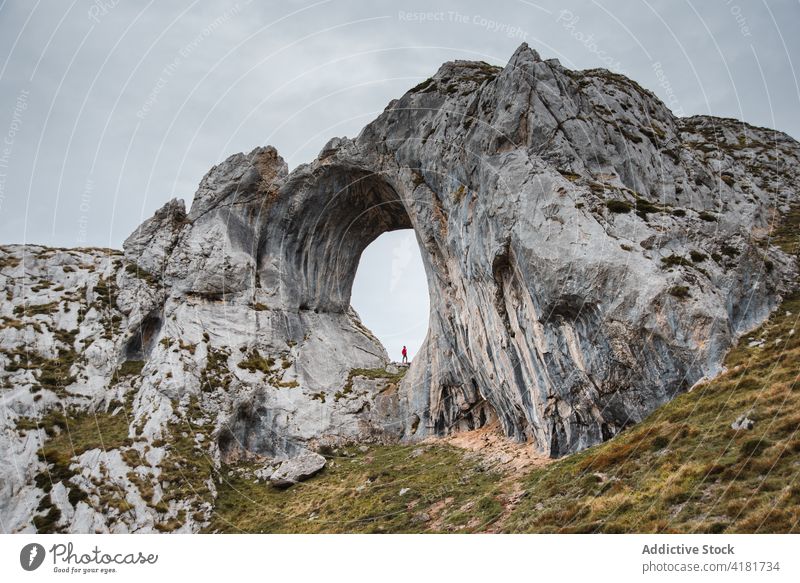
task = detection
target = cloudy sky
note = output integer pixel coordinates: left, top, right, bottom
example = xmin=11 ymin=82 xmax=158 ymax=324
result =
xmin=1 ymin=0 xmax=798 ymax=358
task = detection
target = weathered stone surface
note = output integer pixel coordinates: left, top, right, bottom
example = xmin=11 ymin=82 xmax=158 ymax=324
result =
xmin=731 ymin=414 xmax=755 ymax=431
xmin=269 ymin=450 xmax=326 ymax=488
xmin=1 ymin=43 xmax=799 ymax=533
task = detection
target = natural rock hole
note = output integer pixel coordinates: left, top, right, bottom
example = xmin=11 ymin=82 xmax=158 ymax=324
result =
xmin=350 ymin=230 xmax=430 ymax=363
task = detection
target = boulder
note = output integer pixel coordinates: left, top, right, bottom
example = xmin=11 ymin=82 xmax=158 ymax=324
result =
xmin=269 ymin=450 xmax=327 ymax=488
xmin=731 ymin=415 xmax=755 ymax=431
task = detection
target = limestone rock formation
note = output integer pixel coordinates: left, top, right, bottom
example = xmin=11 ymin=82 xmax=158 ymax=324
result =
xmin=1 ymin=43 xmax=798 ymax=533
xmin=268 ymin=450 xmax=327 ymax=488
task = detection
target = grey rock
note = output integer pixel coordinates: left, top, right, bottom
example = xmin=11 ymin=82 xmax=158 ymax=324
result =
xmin=254 ymin=466 xmax=275 ymax=482
xmin=731 ymin=415 xmax=755 ymax=431
xmin=269 ymin=450 xmax=327 ymax=488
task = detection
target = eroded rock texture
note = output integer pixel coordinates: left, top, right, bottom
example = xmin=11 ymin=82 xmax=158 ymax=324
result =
xmin=1 ymin=44 xmax=798 ymax=532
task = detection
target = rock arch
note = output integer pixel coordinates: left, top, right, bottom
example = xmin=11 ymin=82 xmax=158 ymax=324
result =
xmin=259 ymin=165 xmax=414 ymax=314
xmin=121 ymin=44 xmax=795 ymax=460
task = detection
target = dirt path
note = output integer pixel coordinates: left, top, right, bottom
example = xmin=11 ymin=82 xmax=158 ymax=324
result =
xmin=437 ymin=422 xmax=552 ymax=473
xmin=430 ymin=423 xmax=553 ymax=532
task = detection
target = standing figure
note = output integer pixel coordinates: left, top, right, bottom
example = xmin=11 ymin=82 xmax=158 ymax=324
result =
xmin=401 ymin=345 xmax=408 ymax=364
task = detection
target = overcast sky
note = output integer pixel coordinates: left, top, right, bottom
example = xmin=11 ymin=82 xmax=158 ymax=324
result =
xmin=1 ymin=0 xmax=798 ymax=358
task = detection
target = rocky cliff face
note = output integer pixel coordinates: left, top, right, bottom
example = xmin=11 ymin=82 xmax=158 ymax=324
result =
xmin=1 ymin=43 xmax=797 ymax=533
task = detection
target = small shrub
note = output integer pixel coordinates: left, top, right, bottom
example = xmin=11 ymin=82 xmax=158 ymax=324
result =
xmin=668 ymin=285 xmax=690 ymax=299
xmin=33 ymin=505 xmax=62 ymax=533
xmin=606 ymin=200 xmax=633 ymax=214
xmin=661 ymin=255 xmax=692 ymax=268
xmin=720 ymin=243 xmax=739 ymax=258
xmin=125 ymin=263 xmax=158 ymax=286
xmin=698 ymin=211 xmax=718 ymax=222
xmin=633 ymin=196 xmax=664 ymax=219
xmin=651 ymin=435 xmax=670 ymax=450
xmin=274 ymin=379 xmax=299 ymax=389
xmin=672 ymin=208 xmax=686 ymax=217
xmin=118 ymin=360 xmax=145 ymax=377
xmin=68 ymin=487 xmax=89 ymax=506
xmin=409 ymin=78 xmax=435 ymax=93
xmin=689 ymin=251 xmax=707 ymax=263
xmin=558 ymin=170 xmax=581 ymax=182
xmin=238 ymin=349 xmax=274 ymax=374
xmin=740 ymin=438 xmax=772 ymax=458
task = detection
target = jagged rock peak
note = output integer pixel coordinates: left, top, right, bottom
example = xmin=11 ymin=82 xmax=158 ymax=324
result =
xmin=189 ymin=145 xmax=288 ymax=219
xmin=506 ymin=41 xmax=543 ymax=67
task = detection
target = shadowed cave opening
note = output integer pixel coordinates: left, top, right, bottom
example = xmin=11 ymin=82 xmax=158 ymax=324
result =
xmin=350 ymin=229 xmax=430 ymax=363
xmin=123 ymin=312 xmax=162 ymax=360
xmin=274 ymin=166 xmax=436 ymax=360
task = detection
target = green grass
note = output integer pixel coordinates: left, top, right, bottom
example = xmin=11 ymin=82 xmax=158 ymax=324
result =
xmin=117 ymin=360 xmax=145 ymax=377
xmin=409 ymin=77 xmax=435 ymax=94
xmin=334 ymin=367 xmax=407 ymax=401
xmin=238 ymin=349 xmax=275 ymax=373
xmin=157 ymin=397 xmax=216 ymax=509
xmin=631 ymin=193 xmax=668 ymax=220
xmin=4 ymin=329 xmax=79 ymax=397
xmin=14 ymin=301 xmax=59 ymax=317
xmin=207 ymin=444 xmax=505 ymax=533
xmin=771 ymin=204 xmax=800 ymax=256
xmin=23 ymin=398 xmax=136 ymax=533
xmin=0 ymin=254 xmax=21 ymax=269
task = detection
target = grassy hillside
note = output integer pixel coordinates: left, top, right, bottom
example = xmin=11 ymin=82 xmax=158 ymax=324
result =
xmin=208 ymin=444 xmax=507 ymax=533
xmin=504 ymin=290 xmax=800 ymax=533
xmin=211 ymin=277 xmax=800 ymax=533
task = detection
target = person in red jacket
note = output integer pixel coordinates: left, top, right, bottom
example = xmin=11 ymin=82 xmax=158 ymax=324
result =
xmin=401 ymin=345 xmax=408 ymax=364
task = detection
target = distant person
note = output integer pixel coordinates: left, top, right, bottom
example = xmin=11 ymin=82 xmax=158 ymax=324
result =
xmin=401 ymin=345 xmax=408 ymax=364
